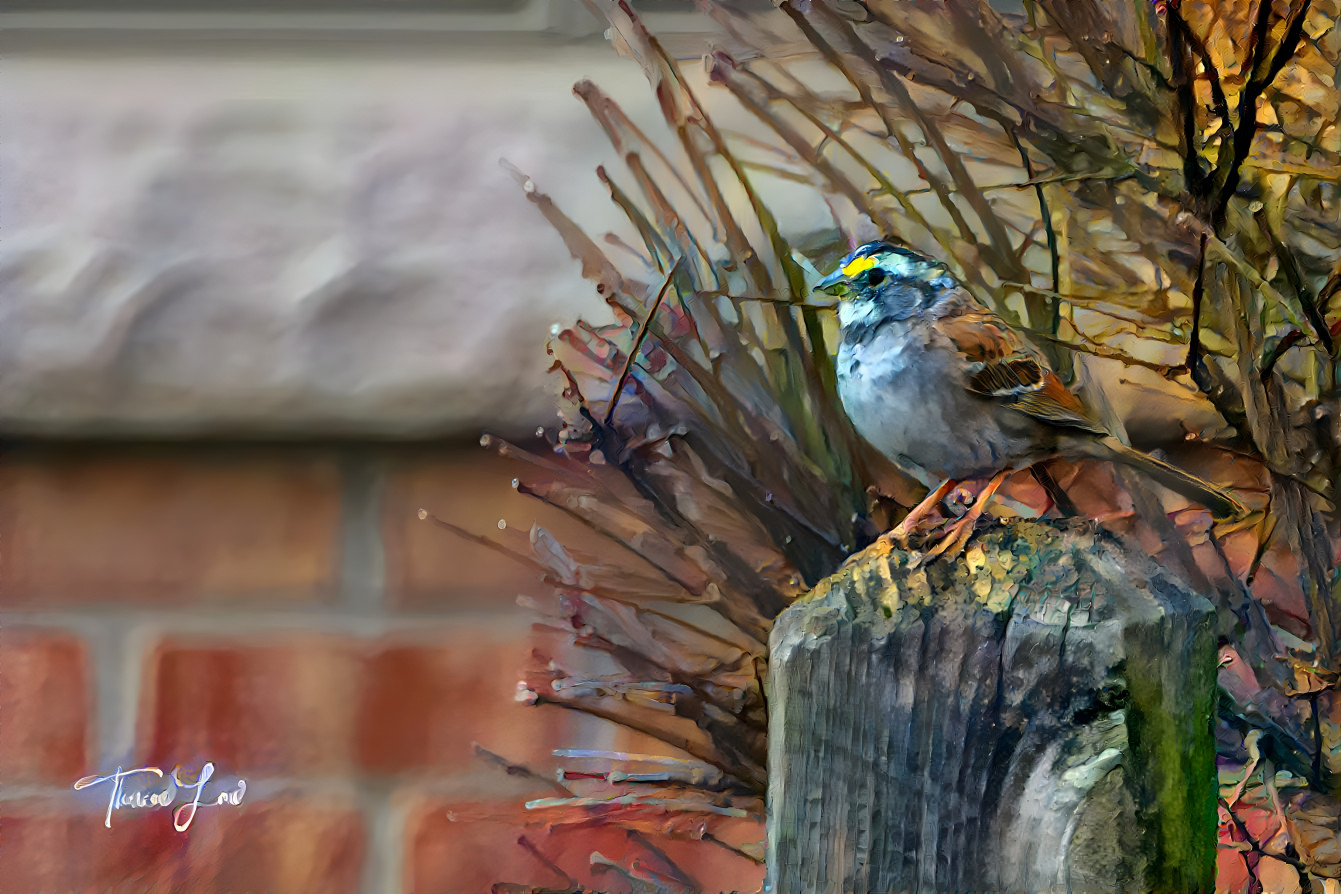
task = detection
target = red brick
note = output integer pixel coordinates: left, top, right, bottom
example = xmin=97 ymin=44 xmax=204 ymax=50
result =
xmin=140 ymin=627 xmax=557 ymax=777
xmin=404 ymin=798 xmax=764 ymax=894
xmin=357 ymin=625 xmax=565 ymax=772
xmin=0 ymin=793 xmax=363 ymax=894
xmin=0 ymin=448 xmax=341 ymax=606
xmin=382 ymin=450 xmax=629 ymax=609
xmin=139 ymin=635 xmax=360 ymax=775
xmin=0 ymin=629 xmax=91 ymax=783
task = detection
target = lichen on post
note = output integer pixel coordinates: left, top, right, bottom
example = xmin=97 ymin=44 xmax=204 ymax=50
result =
xmin=766 ymin=520 xmax=1218 ymax=893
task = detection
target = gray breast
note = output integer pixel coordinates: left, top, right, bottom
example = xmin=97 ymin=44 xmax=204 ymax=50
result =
xmin=836 ymin=322 xmax=1039 ymax=480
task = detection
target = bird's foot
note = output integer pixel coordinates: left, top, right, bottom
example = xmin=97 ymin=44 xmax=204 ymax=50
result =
xmin=840 ymin=479 xmax=958 ymax=571
xmin=911 ymin=469 xmax=1013 ymax=563
xmin=844 ymin=472 xmax=1014 ymax=569
xmin=888 ymin=479 xmax=959 ymax=545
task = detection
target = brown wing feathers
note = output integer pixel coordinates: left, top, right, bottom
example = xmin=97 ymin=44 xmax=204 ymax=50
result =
xmin=1008 ymin=378 xmax=1106 ymax=433
xmin=936 ymin=307 xmax=1106 ymax=434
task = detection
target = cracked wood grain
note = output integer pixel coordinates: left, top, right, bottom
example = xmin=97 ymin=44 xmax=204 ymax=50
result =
xmin=766 ymin=520 xmax=1218 ymax=893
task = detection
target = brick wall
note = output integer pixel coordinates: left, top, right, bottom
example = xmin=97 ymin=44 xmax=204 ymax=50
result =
xmin=0 ymin=442 xmax=765 ymax=893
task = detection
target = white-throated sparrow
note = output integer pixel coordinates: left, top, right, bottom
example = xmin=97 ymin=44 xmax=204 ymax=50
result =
xmin=817 ymin=241 xmax=1245 ymax=555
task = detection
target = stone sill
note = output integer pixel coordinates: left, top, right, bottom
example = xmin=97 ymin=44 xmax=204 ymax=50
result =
xmin=2 ymin=21 xmax=799 ymax=440
xmin=0 ymin=3 xmax=734 ymax=50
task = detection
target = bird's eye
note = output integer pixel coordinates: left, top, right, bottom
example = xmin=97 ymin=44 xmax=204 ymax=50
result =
xmin=866 ymin=268 xmax=886 ymax=286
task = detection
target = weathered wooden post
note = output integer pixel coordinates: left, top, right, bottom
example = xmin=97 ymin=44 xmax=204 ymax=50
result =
xmin=766 ymin=520 xmax=1218 ymax=893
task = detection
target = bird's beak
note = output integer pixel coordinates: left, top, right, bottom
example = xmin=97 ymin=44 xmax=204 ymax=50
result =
xmin=814 ymin=269 xmax=849 ymax=296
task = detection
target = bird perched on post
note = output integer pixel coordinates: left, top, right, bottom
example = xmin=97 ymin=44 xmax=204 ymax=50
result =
xmin=815 ymin=240 xmax=1245 ymax=558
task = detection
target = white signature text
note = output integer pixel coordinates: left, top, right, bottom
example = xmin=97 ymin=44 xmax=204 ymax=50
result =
xmin=73 ymin=762 xmax=246 ymax=831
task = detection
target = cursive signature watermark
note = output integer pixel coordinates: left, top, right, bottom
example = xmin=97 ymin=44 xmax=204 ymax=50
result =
xmin=73 ymin=762 xmax=246 ymax=831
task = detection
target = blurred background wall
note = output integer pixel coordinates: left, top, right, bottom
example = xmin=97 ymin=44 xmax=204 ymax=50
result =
xmin=0 ymin=3 xmax=769 ymax=891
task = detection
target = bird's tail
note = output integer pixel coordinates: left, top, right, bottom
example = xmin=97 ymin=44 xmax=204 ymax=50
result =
xmin=1100 ymin=439 xmax=1247 ymax=520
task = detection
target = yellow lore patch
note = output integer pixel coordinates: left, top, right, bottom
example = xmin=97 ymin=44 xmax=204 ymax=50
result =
xmin=840 ymin=255 xmax=879 ymax=278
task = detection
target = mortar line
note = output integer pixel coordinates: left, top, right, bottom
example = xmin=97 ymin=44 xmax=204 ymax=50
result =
xmin=98 ymin=620 xmax=141 ymax=770
xmin=0 ymin=607 xmax=533 ymax=633
xmin=4 ymin=769 xmax=529 ymax=796
xmin=358 ymin=780 xmax=401 ymax=894
xmin=338 ymin=450 xmax=388 ymax=615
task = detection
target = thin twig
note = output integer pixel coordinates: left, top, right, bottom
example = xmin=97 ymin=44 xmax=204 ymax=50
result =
xmin=1244 ymin=501 xmax=1279 ymax=589
xmin=1255 ymin=207 xmax=1336 ymax=356
xmin=778 ymin=2 xmax=981 ymax=247
xmin=1026 ymin=330 xmax=1179 ymax=373
xmin=1007 ymin=128 xmax=1063 ymax=353
xmin=474 ymin=745 xmax=574 ymax=798
xmin=516 ymin=836 xmax=581 ymax=890
xmin=1183 ymin=230 xmax=1211 ymax=384
xmin=604 ymin=257 xmax=682 ymax=427
xmin=418 ymin=510 xmax=548 ymax=574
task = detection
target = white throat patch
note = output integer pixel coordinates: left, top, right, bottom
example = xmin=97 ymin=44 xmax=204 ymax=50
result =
xmin=838 ymin=297 xmax=882 ymax=329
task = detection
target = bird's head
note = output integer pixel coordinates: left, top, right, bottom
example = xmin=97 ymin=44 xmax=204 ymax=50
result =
xmin=815 ymin=241 xmax=955 ymax=330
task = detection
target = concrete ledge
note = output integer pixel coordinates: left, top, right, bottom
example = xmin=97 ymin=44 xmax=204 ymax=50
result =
xmin=2 ymin=38 xmax=644 ymax=438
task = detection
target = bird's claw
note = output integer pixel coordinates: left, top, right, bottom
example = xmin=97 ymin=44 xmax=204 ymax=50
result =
xmin=922 ymin=469 xmax=1012 ymax=562
xmin=885 ymin=523 xmax=914 ymax=548
xmin=923 ymin=512 xmax=980 ymax=562
xmin=841 ymin=471 xmax=1011 ymax=568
